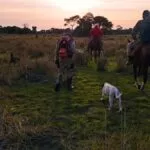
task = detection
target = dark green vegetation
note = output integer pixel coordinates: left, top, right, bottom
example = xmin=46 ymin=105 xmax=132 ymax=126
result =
xmin=0 ymin=12 xmax=131 ymax=36
xmin=0 ymin=35 xmax=150 ymax=149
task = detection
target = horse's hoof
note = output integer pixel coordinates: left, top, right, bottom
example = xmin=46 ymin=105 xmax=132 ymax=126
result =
xmin=140 ymin=82 xmax=145 ymax=91
xmin=134 ymin=82 xmax=140 ymax=89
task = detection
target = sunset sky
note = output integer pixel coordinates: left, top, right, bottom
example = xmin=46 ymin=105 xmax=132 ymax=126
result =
xmin=0 ymin=0 xmax=149 ymax=30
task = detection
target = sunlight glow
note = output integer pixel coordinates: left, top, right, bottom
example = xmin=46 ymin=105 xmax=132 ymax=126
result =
xmin=50 ymin=0 xmax=100 ymax=11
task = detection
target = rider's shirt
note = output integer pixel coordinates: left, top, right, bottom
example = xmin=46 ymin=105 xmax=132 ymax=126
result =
xmin=90 ymin=27 xmax=103 ymax=38
xmin=132 ymin=17 xmax=150 ymax=43
xmin=140 ymin=17 xmax=150 ymax=43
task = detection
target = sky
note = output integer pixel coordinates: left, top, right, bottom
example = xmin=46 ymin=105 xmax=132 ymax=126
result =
xmin=0 ymin=0 xmax=149 ymax=30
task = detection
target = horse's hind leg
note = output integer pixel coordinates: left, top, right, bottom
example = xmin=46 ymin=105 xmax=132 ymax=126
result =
xmin=133 ymin=65 xmax=137 ymax=82
xmin=138 ymin=66 xmax=141 ymax=77
xmin=88 ymin=48 xmax=92 ymax=61
xmin=94 ymin=51 xmax=97 ymax=63
xmin=141 ymin=66 xmax=148 ymax=91
xmin=87 ymin=45 xmax=92 ymax=61
xmin=98 ymin=50 xmax=100 ymax=58
xmin=100 ymin=50 xmax=104 ymax=57
xmin=137 ymin=66 xmax=141 ymax=85
xmin=133 ymin=65 xmax=140 ymax=89
xmin=90 ymin=50 xmax=93 ymax=61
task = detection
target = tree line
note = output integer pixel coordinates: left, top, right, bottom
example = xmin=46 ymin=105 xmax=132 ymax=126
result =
xmin=0 ymin=25 xmax=71 ymax=35
xmin=64 ymin=12 xmax=132 ymax=36
xmin=0 ymin=25 xmax=32 ymax=34
xmin=0 ymin=12 xmax=132 ymax=36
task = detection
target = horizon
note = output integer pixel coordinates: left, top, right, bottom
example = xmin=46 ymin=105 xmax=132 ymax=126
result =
xmin=0 ymin=0 xmax=149 ymax=30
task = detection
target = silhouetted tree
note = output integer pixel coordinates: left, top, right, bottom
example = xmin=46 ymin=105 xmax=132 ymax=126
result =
xmin=116 ymin=25 xmax=123 ymax=30
xmin=23 ymin=23 xmax=29 ymax=29
xmin=50 ymin=28 xmax=71 ymax=34
xmin=32 ymin=26 xmax=37 ymax=33
xmin=32 ymin=26 xmax=38 ymax=38
xmin=94 ymin=16 xmax=113 ymax=30
xmin=0 ymin=25 xmax=2 ymax=33
xmin=0 ymin=25 xmax=31 ymax=34
xmin=71 ymin=12 xmax=113 ymax=36
xmin=82 ymin=12 xmax=94 ymax=23
xmin=64 ymin=15 xmax=80 ymax=30
xmin=73 ymin=12 xmax=95 ymax=36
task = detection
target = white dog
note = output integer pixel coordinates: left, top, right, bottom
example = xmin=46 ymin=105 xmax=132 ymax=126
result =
xmin=100 ymin=82 xmax=122 ymax=112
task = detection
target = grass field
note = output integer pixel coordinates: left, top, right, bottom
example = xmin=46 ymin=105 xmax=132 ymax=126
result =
xmin=0 ymin=34 xmax=150 ymax=149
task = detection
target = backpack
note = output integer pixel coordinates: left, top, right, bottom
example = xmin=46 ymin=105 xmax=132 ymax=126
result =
xmin=58 ymin=39 xmax=70 ymax=59
xmin=140 ymin=18 xmax=150 ymax=43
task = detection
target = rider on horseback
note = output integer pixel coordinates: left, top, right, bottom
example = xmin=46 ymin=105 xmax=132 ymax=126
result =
xmin=89 ymin=24 xmax=103 ymax=50
xmin=126 ymin=10 xmax=150 ymax=65
xmin=90 ymin=24 xmax=103 ymax=39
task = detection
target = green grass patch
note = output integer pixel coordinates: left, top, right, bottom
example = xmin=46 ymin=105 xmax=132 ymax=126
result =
xmin=0 ymin=59 xmax=150 ymax=149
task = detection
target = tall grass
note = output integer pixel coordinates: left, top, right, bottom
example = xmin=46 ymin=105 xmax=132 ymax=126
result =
xmin=0 ymin=35 xmax=57 ymax=85
xmin=97 ymin=56 xmax=108 ymax=71
xmin=115 ymin=49 xmax=127 ymax=72
xmin=0 ymin=34 xmax=149 ymax=149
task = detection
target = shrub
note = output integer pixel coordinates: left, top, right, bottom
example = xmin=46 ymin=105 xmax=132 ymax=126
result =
xmin=28 ymin=50 xmax=44 ymax=59
xmin=115 ymin=55 xmax=127 ymax=72
xmin=0 ymin=106 xmax=24 ymax=145
xmin=104 ymin=41 xmax=116 ymax=57
xmin=0 ymin=64 xmax=20 ymax=85
xmin=0 ymin=55 xmax=57 ymax=85
xmin=115 ymin=49 xmax=126 ymax=58
xmin=73 ymin=51 xmax=89 ymax=66
xmin=20 ymin=56 xmax=57 ymax=82
xmin=97 ymin=56 xmax=107 ymax=71
xmin=79 ymin=42 xmax=86 ymax=49
xmin=119 ymin=43 xmax=126 ymax=49
xmin=115 ymin=49 xmax=127 ymax=73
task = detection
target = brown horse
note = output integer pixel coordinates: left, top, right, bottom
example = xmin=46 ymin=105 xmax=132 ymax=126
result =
xmin=87 ymin=37 xmax=103 ymax=62
xmin=131 ymin=42 xmax=150 ymax=90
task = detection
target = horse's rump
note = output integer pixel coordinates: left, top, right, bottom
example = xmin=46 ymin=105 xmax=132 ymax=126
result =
xmin=141 ymin=43 xmax=150 ymax=65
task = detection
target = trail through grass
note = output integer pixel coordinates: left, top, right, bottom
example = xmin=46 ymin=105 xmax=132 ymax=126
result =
xmin=1 ymin=61 xmax=150 ymax=149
